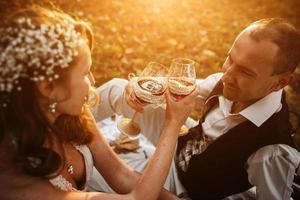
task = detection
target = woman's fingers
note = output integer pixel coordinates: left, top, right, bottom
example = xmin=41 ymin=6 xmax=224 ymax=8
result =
xmin=164 ymin=87 xmax=199 ymax=127
xmin=165 ymin=87 xmax=199 ymax=105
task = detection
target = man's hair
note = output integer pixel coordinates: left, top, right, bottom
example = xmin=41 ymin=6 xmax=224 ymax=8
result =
xmin=248 ymin=18 xmax=300 ymax=75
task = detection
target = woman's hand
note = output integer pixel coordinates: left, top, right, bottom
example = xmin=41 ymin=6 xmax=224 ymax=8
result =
xmin=164 ymin=88 xmax=199 ymax=129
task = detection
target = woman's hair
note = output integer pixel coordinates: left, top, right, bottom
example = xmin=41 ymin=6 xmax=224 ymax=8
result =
xmin=0 ymin=3 xmax=96 ymax=178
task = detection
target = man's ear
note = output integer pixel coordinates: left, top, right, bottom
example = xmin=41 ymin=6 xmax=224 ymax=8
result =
xmin=35 ymin=80 xmax=55 ymax=99
xmin=271 ymin=73 xmax=295 ymax=91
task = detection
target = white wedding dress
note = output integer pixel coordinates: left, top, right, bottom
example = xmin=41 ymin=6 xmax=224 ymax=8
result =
xmin=49 ymin=144 xmax=94 ymax=191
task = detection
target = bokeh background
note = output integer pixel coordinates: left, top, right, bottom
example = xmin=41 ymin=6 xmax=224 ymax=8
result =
xmin=1 ymin=0 xmax=300 ymax=147
xmin=60 ymin=0 xmax=300 ymax=148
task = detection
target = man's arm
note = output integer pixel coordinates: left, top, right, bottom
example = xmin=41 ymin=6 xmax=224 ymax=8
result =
xmin=92 ymin=73 xmax=223 ymax=122
xmin=247 ymin=144 xmax=300 ymax=200
xmin=93 ymin=78 xmax=197 ymax=145
xmin=92 ymin=78 xmax=132 ymax=122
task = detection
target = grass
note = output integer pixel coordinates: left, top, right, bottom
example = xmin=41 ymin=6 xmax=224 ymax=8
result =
xmin=57 ymin=0 xmax=300 ymax=147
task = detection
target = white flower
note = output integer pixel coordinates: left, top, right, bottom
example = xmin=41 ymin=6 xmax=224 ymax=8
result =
xmin=0 ymin=83 xmax=5 ymax=91
xmin=6 ymin=83 xmax=13 ymax=92
xmin=25 ymin=36 xmax=34 ymax=43
xmin=17 ymin=18 xmax=26 ymax=24
xmin=54 ymin=74 xmax=60 ymax=79
xmin=40 ymin=24 xmax=48 ymax=33
xmin=0 ymin=17 xmax=87 ymax=94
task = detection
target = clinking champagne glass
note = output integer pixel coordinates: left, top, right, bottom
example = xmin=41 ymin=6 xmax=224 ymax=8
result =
xmin=117 ymin=62 xmax=168 ymax=139
xmin=168 ymin=58 xmax=196 ymax=136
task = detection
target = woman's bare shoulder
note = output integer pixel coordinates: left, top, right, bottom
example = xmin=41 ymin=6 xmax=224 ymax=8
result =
xmin=0 ymin=153 xmax=130 ymax=200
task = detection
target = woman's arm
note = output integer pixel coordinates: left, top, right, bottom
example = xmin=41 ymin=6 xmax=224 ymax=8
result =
xmin=88 ymin=89 xmax=199 ymax=200
xmin=87 ymin=125 xmax=178 ymax=199
xmin=0 ymin=162 xmax=133 ymax=200
xmin=1 ymin=88 xmax=198 ymax=200
xmin=0 ymin=141 xmax=136 ymax=200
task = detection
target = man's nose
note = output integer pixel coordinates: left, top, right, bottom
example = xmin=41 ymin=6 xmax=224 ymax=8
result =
xmin=222 ymin=65 xmax=236 ymax=84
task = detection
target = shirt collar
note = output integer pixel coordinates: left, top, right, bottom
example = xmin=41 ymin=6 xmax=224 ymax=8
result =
xmin=204 ymin=79 xmax=283 ymax=127
xmin=239 ymin=89 xmax=283 ymax=127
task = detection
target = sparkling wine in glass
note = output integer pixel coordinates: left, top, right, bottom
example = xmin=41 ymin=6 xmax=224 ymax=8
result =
xmin=168 ymin=58 xmax=196 ymax=99
xmin=168 ymin=58 xmax=196 ymax=136
xmin=117 ymin=62 xmax=168 ymax=139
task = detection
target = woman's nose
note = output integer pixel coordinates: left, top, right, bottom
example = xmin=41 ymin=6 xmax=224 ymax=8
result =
xmin=89 ymin=72 xmax=96 ymax=86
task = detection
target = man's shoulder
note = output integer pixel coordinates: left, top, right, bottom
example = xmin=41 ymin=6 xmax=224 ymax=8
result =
xmin=204 ymin=72 xmax=223 ymax=82
xmin=196 ymin=73 xmax=223 ymax=98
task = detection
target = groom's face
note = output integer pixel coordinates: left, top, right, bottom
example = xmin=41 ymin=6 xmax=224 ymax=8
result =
xmin=221 ymin=27 xmax=280 ymax=105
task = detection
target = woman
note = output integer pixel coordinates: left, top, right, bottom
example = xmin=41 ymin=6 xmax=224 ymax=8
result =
xmin=0 ymin=3 xmax=198 ymax=200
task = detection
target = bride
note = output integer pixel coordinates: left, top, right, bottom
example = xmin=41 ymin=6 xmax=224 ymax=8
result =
xmin=0 ymin=3 xmax=199 ymax=200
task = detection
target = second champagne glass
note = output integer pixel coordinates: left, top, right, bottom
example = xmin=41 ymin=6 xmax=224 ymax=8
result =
xmin=168 ymin=58 xmax=196 ymax=98
xmin=117 ymin=62 xmax=168 ymax=139
xmin=168 ymin=58 xmax=196 ymax=136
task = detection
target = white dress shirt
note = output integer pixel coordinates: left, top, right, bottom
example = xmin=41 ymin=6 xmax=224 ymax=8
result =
xmin=246 ymin=144 xmax=300 ymax=200
xmin=225 ymin=144 xmax=300 ymax=200
xmin=196 ymin=73 xmax=283 ymax=139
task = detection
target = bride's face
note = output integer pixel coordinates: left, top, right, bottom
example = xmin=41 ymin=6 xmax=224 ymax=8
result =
xmin=54 ymin=44 xmax=95 ymax=116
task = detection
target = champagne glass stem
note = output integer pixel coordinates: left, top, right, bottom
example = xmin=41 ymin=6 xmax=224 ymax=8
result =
xmin=118 ymin=111 xmax=140 ymax=139
xmin=130 ymin=111 xmax=138 ymax=123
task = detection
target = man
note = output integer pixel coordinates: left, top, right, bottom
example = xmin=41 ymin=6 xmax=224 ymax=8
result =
xmin=92 ymin=18 xmax=300 ymax=199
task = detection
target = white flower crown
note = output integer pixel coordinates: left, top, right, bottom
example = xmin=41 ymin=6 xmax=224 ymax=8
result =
xmin=0 ymin=17 xmax=87 ymax=97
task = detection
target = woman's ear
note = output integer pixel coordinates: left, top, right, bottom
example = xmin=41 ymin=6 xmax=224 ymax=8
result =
xmin=271 ymin=73 xmax=295 ymax=91
xmin=35 ymin=80 xmax=55 ymax=99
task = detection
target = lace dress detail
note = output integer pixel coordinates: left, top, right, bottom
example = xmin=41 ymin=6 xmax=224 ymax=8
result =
xmin=49 ymin=144 xmax=94 ymax=191
xmin=49 ymin=175 xmax=77 ymax=191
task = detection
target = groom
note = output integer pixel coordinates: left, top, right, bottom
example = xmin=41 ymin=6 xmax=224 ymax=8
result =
xmin=93 ymin=18 xmax=300 ymax=199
